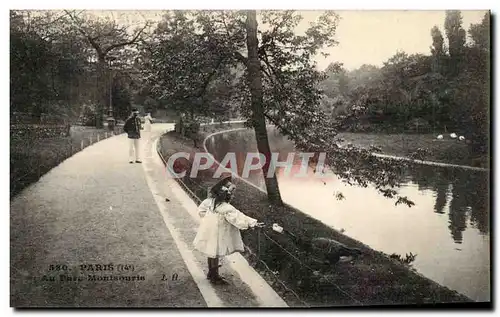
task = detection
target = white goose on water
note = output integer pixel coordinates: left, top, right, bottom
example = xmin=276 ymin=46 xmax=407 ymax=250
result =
xmin=459 ymin=136 xmax=465 ymax=141
xmin=450 ymin=133 xmax=457 ymax=139
xmin=437 ymin=134 xmax=444 ymax=140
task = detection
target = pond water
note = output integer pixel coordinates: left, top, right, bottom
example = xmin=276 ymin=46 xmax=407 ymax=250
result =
xmin=205 ymin=127 xmax=490 ymax=302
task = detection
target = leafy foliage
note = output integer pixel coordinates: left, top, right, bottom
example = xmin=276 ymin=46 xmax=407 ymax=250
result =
xmin=141 ymin=10 xmax=446 ymax=206
xmin=10 ymin=11 xmax=93 ymax=120
xmin=80 ymin=105 xmax=98 ymax=126
xmin=63 ymin=10 xmax=150 ymax=127
xmin=389 ymin=252 xmax=417 ymax=265
xmin=10 ymin=10 xmax=148 ymax=126
xmin=140 ymin=11 xmax=242 ymax=121
xmin=14 ymin=9 xmax=489 ymax=207
xmin=320 ymin=11 xmax=489 ymax=159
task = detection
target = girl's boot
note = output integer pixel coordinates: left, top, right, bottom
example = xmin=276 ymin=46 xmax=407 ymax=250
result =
xmin=207 ymin=258 xmax=216 ymax=280
xmin=211 ymin=257 xmax=228 ymax=285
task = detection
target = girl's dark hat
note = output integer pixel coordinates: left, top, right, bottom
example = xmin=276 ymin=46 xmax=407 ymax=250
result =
xmin=209 ymin=175 xmax=233 ymax=195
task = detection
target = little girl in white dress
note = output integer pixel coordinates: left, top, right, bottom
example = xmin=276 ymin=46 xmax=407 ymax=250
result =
xmin=193 ymin=176 xmax=263 ymax=284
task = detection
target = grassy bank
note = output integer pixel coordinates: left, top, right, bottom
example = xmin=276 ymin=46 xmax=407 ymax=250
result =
xmin=159 ymin=128 xmax=473 ymax=307
xmin=339 ymin=132 xmax=486 ymax=168
xmin=201 ymin=122 xmax=485 ymax=168
xmin=10 ymin=125 xmax=122 ymax=198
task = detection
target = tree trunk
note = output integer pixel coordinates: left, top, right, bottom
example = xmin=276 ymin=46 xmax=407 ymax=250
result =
xmin=190 ymin=101 xmax=195 ymax=121
xmin=245 ymin=10 xmax=283 ymax=205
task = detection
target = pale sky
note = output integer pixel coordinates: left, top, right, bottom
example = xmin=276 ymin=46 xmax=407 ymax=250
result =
xmin=88 ymin=10 xmax=488 ymax=71
xmin=316 ymin=10 xmax=488 ymax=70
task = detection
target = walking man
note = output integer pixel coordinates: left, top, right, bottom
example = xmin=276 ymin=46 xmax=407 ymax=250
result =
xmin=123 ymin=108 xmax=142 ymax=164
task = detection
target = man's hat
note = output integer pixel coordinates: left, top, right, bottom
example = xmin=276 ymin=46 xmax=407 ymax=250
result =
xmin=209 ymin=175 xmax=233 ymax=196
xmin=131 ymin=107 xmax=139 ymax=113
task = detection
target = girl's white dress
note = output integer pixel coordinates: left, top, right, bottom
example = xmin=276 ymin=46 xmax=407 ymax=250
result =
xmin=193 ymin=198 xmax=257 ymax=258
xmin=144 ymin=114 xmax=153 ymax=132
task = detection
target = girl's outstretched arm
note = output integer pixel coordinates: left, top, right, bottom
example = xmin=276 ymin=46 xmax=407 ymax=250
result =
xmin=222 ymin=204 xmax=258 ymax=230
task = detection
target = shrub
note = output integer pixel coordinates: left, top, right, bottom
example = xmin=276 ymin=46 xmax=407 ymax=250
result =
xmin=10 ymin=124 xmax=70 ymax=139
xmin=80 ymin=106 xmax=97 ymax=126
xmin=406 ymin=118 xmax=431 ymax=133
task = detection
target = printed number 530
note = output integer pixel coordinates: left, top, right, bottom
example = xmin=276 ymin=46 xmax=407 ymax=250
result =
xmin=49 ymin=264 xmax=68 ymax=271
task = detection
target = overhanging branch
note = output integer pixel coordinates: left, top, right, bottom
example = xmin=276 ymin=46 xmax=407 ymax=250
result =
xmin=233 ymin=51 xmax=247 ymax=65
xmin=196 ymin=56 xmax=227 ymax=98
xmin=263 ymin=112 xmax=298 ymax=141
xmin=260 ymin=48 xmax=289 ymax=96
xmin=104 ymin=23 xmax=149 ymax=54
xmin=64 ymin=10 xmax=104 ymax=58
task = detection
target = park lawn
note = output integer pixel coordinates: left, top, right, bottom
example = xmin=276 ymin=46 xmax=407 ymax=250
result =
xmin=159 ymin=129 xmax=472 ymax=307
xmin=10 ymin=126 xmax=122 ymax=198
xmin=200 ymin=122 xmax=485 ymax=168
xmin=338 ymin=132 xmax=485 ymax=167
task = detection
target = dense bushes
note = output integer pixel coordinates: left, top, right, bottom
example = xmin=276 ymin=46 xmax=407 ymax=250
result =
xmin=175 ymin=116 xmax=201 ymax=146
xmin=10 ymin=124 xmax=70 ymax=139
xmin=79 ymin=106 xmax=98 ymax=126
xmin=321 ymin=12 xmax=489 ymax=153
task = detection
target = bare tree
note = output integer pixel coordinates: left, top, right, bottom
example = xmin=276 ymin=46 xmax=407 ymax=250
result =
xmin=65 ymin=10 xmax=150 ymax=127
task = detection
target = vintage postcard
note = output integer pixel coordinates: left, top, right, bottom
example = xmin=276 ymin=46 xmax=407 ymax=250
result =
xmin=9 ymin=9 xmax=490 ymax=308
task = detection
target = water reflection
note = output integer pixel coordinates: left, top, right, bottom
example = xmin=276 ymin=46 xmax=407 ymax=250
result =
xmin=205 ymin=127 xmax=490 ymax=301
xmin=433 ymin=182 xmax=449 ymax=215
xmin=404 ymin=166 xmax=489 ymax=243
xmin=448 ymin=183 xmax=468 ymax=244
xmin=208 ymin=129 xmax=490 ymax=242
